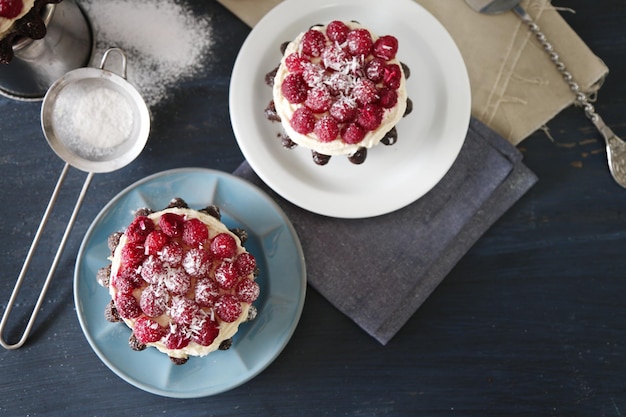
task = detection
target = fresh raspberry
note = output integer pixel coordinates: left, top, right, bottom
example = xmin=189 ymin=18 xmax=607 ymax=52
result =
xmin=121 ymin=243 xmax=146 ymax=269
xmin=353 ymin=78 xmax=379 ymax=106
xmin=191 ymin=316 xmax=219 ymax=346
xmin=321 ymin=44 xmax=349 ymax=72
xmin=164 ymin=325 xmax=191 ymax=350
xmin=285 ymin=52 xmax=306 ymax=73
xmin=111 ymin=270 xmax=140 ymax=295
xmin=379 ymin=87 xmax=398 ymax=108
xmin=111 ymin=274 xmax=132 ymax=295
xmin=304 ymin=85 xmax=332 ymax=113
xmin=301 ymin=63 xmax=325 ymax=87
xmin=210 ymin=233 xmax=238 ymax=259
xmin=169 ymin=296 xmax=199 ymax=326
xmin=234 ymin=252 xmax=257 ymax=277
xmin=236 ymin=279 xmax=260 ymax=303
xmin=346 ymin=28 xmax=373 ymax=56
xmin=365 ymin=57 xmax=386 ymax=83
xmin=214 ymin=260 xmax=239 ymax=290
xmin=159 ymin=213 xmax=184 ymax=238
xmin=125 ymin=216 xmax=154 ymax=244
xmin=182 ymin=218 xmax=208 ymax=247
xmin=215 ymin=295 xmax=242 ymax=323
xmin=301 ymin=29 xmax=326 ymax=57
xmin=163 ymin=266 xmax=192 ymax=295
xmin=0 ymin=0 xmax=23 ymax=19
xmin=144 ymin=230 xmax=169 ymax=256
xmin=383 ymin=64 xmax=402 ymax=89
xmin=281 ymin=72 xmax=308 ymax=104
xmin=326 ymin=20 xmax=349 ymax=44
xmin=329 ymin=97 xmax=358 ymax=123
xmin=314 ymin=115 xmax=339 ymax=142
xmin=341 ymin=123 xmax=366 ymax=145
xmin=356 ymin=103 xmax=384 ymax=131
xmin=159 ymin=241 xmax=184 ymax=266
xmin=182 ymin=247 xmax=211 ymax=277
xmin=134 ymin=317 xmax=166 ymax=344
xmin=115 ymin=292 xmax=142 ymax=319
xmin=325 ymin=72 xmax=354 ymax=96
xmin=117 ymin=262 xmax=143 ymax=286
xmin=195 ymin=277 xmax=220 ymax=307
xmin=290 ymin=107 xmax=316 ymax=135
xmin=140 ymin=255 xmax=165 ymax=285
xmin=140 ymin=284 xmax=169 ymax=317
xmin=373 ymin=35 xmax=398 ymax=60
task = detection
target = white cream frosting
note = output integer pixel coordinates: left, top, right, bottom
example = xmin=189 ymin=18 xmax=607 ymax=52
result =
xmin=109 ymin=207 xmax=253 ymax=359
xmin=273 ymin=21 xmax=407 ymax=156
xmin=0 ymin=0 xmax=35 ymax=39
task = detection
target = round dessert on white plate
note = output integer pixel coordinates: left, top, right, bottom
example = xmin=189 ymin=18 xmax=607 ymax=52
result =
xmin=74 ymin=168 xmax=306 ymax=398
xmin=230 ymin=0 xmax=471 ymax=219
xmin=270 ymin=20 xmax=409 ymax=163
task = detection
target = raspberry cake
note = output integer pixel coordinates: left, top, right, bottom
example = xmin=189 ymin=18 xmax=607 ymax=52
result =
xmin=97 ymin=198 xmax=260 ymax=365
xmin=0 ymin=0 xmax=62 ymax=64
xmin=265 ymin=20 xmax=412 ymax=165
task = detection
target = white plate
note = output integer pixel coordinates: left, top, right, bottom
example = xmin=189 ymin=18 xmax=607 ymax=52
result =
xmin=74 ymin=168 xmax=306 ymax=398
xmin=229 ymin=0 xmax=471 ymax=218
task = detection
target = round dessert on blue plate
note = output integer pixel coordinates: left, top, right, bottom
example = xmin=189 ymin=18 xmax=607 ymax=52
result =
xmin=74 ymin=168 xmax=306 ymax=397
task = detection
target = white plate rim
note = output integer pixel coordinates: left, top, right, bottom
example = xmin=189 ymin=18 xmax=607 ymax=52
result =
xmin=229 ymin=0 xmax=471 ymax=218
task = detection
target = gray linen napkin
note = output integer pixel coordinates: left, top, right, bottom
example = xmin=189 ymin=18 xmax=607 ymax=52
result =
xmin=234 ymin=118 xmax=537 ymax=344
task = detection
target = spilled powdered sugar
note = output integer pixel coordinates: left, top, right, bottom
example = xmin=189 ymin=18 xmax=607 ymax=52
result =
xmin=80 ymin=0 xmax=214 ymax=107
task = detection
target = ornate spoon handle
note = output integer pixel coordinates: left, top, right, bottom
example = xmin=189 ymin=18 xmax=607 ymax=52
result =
xmin=514 ymin=4 xmax=626 ymax=187
xmin=513 ymin=6 xmax=594 ymax=117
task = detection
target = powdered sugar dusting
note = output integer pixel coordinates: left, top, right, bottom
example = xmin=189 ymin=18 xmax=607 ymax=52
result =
xmin=81 ymin=0 xmax=214 ymax=107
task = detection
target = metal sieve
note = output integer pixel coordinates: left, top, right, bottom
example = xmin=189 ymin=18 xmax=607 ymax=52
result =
xmin=0 ymin=48 xmax=150 ymax=349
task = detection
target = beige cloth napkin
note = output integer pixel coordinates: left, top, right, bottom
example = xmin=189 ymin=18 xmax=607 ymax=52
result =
xmin=217 ymin=0 xmax=608 ymax=145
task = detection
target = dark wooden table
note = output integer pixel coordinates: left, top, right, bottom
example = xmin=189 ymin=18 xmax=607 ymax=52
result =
xmin=1 ymin=1 xmax=625 ymax=415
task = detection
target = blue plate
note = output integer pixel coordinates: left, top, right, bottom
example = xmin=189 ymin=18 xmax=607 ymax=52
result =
xmin=74 ymin=168 xmax=306 ymax=398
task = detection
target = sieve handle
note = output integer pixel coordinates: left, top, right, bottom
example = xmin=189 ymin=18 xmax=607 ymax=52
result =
xmin=0 ymin=165 xmax=94 ymax=350
xmin=99 ymin=47 xmax=128 ymax=79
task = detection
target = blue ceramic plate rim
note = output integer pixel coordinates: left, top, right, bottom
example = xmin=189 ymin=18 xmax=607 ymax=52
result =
xmin=74 ymin=168 xmax=306 ymax=398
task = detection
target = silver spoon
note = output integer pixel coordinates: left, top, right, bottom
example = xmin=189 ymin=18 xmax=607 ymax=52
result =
xmin=466 ymin=0 xmax=626 ymax=188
